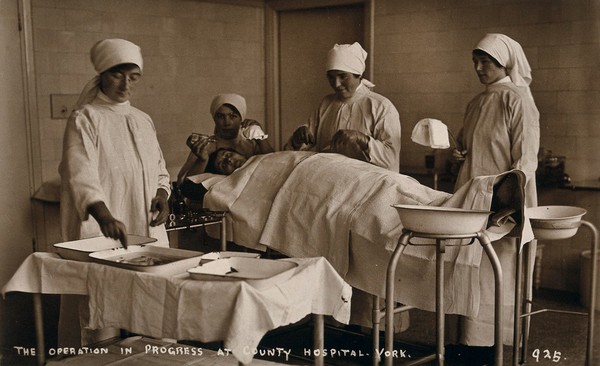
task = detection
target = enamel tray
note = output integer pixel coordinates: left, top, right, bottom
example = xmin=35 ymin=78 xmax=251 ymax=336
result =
xmin=187 ymin=257 xmax=298 ymax=290
xmin=54 ymin=235 xmax=157 ymax=262
xmin=89 ymin=245 xmax=202 ymax=276
xmin=199 ymin=251 xmax=261 ymax=265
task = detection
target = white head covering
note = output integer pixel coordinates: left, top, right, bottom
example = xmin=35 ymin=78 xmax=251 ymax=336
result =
xmin=75 ymin=38 xmax=144 ymax=108
xmin=474 ymin=33 xmax=533 ymax=98
xmin=326 ymin=42 xmax=375 ymax=88
xmin=210 ymin=93 xmax=247 ymax=121
xmin=91 ymin=38 xmax=143 ymax=74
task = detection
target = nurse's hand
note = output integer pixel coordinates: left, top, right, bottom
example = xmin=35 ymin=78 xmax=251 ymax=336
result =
xmin=452 ymin=148 xmax=468 ymax=161
xmin=291 ymin=126 xmax=314 ymax=149
xmin=330 ymin=129 xmax=369 ymax=162
xmin=189 ymin=136 xmax=217 ymax=161
xmin=331 ymin=129 xmax=369 ymax=152
xmin=150 ymin=188 xmax=169 ymax=227
xmin=87 ymin=201 xmax=128 ymax=248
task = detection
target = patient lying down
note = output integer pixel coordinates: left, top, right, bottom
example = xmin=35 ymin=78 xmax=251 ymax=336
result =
xmin=180 ymin=148 xmax=246 ymax=200
xmin=205 ymin=148 xmax=247 ymax=175
xmin=197 ymin=150 xmax=530 ymax=346
xmin=186 ymin=148 xmax=524 ymax=234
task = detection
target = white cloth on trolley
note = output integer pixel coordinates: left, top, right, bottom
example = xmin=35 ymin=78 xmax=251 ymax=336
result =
xmin=2 ymin=253 xmax=351 ymax=365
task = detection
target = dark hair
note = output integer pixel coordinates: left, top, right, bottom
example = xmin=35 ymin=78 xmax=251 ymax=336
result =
xmin=472 ymin=49 xmax=503 ymax=68
xmin=204 ymin=150 xmax=221 ymax=174
xmin=221 ymin=103 xmax=241 ymax=118
xmin=205 ymin=147 xmax=239 ymax=175
xmin=104 ymin=63 xmax=140 ymax=74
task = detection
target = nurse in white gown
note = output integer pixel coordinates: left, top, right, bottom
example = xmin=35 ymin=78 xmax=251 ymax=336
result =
xmin=58 ymin=38 xmax=171 ymax=346
xmin=450 ymin=33 xmax=540 ymax=359
xmin=285 ymin=42 xmax=402 ymax=172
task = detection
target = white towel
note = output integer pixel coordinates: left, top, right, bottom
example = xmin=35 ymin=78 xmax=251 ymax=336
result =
xmin=411 ymin=118 xmax=451 ymax=149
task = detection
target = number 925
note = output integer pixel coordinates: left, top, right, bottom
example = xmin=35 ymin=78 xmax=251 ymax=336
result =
xmin=532 ymin=349 xmax=561 ymax=363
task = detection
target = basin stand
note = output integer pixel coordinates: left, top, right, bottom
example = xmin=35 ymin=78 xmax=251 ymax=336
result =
xmin=513 ymin=220 xmax=598 ymax=365
xmin=374 ymin=230 xmax=503 ymax=366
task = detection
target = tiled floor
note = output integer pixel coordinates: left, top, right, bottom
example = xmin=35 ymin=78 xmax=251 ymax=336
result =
xmin=254 ymin=289 xmax=600 ymax=365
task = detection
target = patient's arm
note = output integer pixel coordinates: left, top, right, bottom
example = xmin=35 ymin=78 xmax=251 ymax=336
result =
xmin=489 ymin=172 xmax=522 ymax=227
xmin=255 ymin=138 xmax=274 ymax=154
xmin=180 ymin=136 xmax=216 ymax=179
xmin=177 ymin=152 xmax=198 ymax=184
xmin=186 ymin=157 xmax=209 ymax=177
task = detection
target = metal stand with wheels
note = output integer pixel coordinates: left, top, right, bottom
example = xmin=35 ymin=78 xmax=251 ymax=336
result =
xmin=513 ymin=220 xmax=597 ymax=366
xmin=372 ymin=230 xmax=504 ymax=366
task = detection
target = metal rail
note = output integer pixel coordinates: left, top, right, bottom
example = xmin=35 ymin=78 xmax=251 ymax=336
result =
xmin=373 ymin=230 xmax=504 ymax=366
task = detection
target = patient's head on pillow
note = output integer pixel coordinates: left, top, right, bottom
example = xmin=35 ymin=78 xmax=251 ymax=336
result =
xmin=205 ymin=148 xmax=248 ymax=175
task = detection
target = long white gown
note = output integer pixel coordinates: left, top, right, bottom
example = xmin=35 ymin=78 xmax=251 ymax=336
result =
xmin=454 ymin=78 xmax=540 ymax=345
xmin=58 ymin=91 xmax=171 ymax=346
xmin=288 ymin=83 xmax=402 ymax=172
xmin=59 ymin=92 xmax=171 ymax=245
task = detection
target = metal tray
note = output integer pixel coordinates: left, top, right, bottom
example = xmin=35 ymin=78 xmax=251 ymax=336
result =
xmin=89 ymin=245 xmax=202 ymax=275
xmin=199 ymin=251 xmax=260 ymax=265
xmin=187 ymin=257 xmax=298 ymax=290
xmin=54 ymin=235 xmax=157 ymax=262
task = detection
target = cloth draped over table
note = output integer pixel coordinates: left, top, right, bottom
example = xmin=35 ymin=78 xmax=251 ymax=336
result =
xmin=2 ymin=253 xmax=351 ymax=365
xmin=204 ymin=151 xmax=532 ymax=320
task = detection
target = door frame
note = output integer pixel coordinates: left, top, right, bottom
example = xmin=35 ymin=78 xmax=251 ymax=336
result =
xmin=264 ymin=0 xmax=375 ymax=149
xmin=18 ymin=0 xmax=43 ymax=249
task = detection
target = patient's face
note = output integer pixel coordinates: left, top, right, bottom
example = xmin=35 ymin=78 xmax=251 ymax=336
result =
xmin=215 ymin=149 xmax=247 ymax=175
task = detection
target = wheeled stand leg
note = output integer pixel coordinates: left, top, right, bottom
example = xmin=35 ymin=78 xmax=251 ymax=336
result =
xmin=478 ymin=232 xmax=504 ymax=366
xmin=582 ymin=221 xmax=598 ymax=365
xmin=380 ymin=231 xmax=503 ymax=366
xmin=384 ymin=232 xmax=411 ymax=366
xmin=513 ymin=220 xmax=597 ymax=365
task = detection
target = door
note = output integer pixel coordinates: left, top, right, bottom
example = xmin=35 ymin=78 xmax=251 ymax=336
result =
xmin=265 ymin=1 xmax=373 ymax=149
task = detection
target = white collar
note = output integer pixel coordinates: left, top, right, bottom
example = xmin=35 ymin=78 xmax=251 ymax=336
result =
xmin=97 ymin=90 xmax=130 ymax=106
xmin=492 ymin=76 xmax=511 ymax=85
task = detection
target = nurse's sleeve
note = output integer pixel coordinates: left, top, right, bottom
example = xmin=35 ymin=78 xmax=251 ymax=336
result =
xmin=59 ymin=111 xmax=106 ymax=221
xmin=282 ymin=106 xmax=320 ymax=151
xmin=366 ymin=102 xmax=402 ymax=172
xmin=155 ymin=143 xmax=171 ymax=197
xmin=509 ymin=96 xmax=540 ymax=182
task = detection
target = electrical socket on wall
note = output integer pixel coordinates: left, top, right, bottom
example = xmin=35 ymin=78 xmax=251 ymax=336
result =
xmin=50 ymin=94 xmax=79 ymax=119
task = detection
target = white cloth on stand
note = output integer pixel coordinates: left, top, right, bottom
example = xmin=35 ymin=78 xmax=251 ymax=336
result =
xmin=411 ymin=118 xmax=451 ymax=149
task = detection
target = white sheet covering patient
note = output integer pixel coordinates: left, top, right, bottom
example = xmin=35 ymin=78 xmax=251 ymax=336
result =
xmin=203 ymin=151 xmax=531 ymax=331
